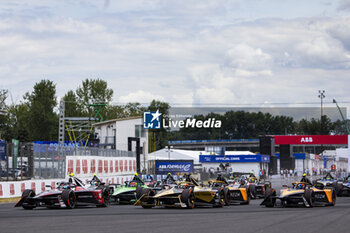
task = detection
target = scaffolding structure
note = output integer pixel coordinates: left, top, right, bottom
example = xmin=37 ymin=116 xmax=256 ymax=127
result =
xmin=58 ymin=100 xmax=106 ymax=148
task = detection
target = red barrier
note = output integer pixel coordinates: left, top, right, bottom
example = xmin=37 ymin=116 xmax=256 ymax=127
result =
xmin=0 ymin=184 xmax=3 ymax=196
xmin=31 ymin=182 xmax=36 ymax=193
xmin=76 ymin=160 xmax=81 ymax=174
xmin=133 ymin=160 xmax=136 ymax=172
xmin=115 ymin=160 xmax=119 ymax=172
xmin=82 ymin=159 xmax=88 ymax=174
xmin=110 ymin=160 xmax=113 ymax=173
xmin=98 ymin=160 xmax=103 ymax=173
xmin=51 ymin=181 xmax=56 ymax=189
xmin=124 ymin=160 xmax=128 ymax=172
xmin=104 ymin=160 xmax=108 ymax=173
xmin=129 ymin=160 xmax=132 ymax=171
xmin=21 ymin=183 xmax=25 ymax=193
xmin=41 ymin=182 xmax=45 ymax=192
xmin=10 ymin=184 xmax=15 ymax=195
xmin=91 ymin=159 xmax=96 ymax=173
xmin=119 ymin=160 xmax=123 ymax=172
xmin=67 ymin=160 xmax=74 ymax=174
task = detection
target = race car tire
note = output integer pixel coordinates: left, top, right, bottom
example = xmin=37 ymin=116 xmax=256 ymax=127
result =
xmin=97 ymin=187 xmax=110 ymax=207
xmin=264 ymin=188 xmax=276 ymax=207
xmin=330 ymin=188 xmax=336 ymax=206
xmin=304 ymin=189 xmax=314 ymax=208
xmin=224 ymin=188 xmax=230 ymax=206
xmin=136 ymin=187 xmax=144 ymax=200
xmin=21 ymin=189 xmax=36 ymax=210
xmin=62 ymin=189 xmax=76 ymax=209
xmin=181 ymin=189 xmax=195 ymax=209
xmin=336 ymin=183 xmax=343 ymax=197
xmin=212 ymin=188 xmax=225 ymax=208
xmin=141 ymin=189 xmax=155 ymax=208
xmin=249 ymin=185 xmax=256 ymax=199
xmin=22 ymin=203 xmax=36 ymax=210
xmin=22 ymin=189 xmax=36 ymax=198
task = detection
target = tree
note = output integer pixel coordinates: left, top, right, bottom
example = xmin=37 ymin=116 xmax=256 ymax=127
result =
xmin=0 ymin=89 xmax=9 ymax=139
xmin=24 ymin=80 xmax=58 ymax=141
xmin=0 ymin=89 xmax=8 ymax=110
xmin=62 ymin=90 xmax=83 ymax=117
xmin=76 ymin=78 xmax=113 ymax=116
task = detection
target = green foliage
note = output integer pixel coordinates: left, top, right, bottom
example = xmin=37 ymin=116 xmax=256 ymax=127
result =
xmin=76 ymin=78 xmax=113 ymax=115
xmin=63 ymin=90 xmax=84 ymax=117
xmin=0 ymin=89 xmax=8 ymax=109
xmin=24 ymin=80 xmax=58 ymax=141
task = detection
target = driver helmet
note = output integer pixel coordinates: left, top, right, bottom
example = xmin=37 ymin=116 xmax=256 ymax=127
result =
xmin=70 ymin=173 xmax=74 ymax=177
xmin=93 ymin=173 xmax=97 ymax=177
xmin=302 ymin=173 xmax=306 ymax=177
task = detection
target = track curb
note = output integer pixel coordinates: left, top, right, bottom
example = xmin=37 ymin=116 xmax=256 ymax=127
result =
xmin=0 ymin=197 xmax=20 ymax=203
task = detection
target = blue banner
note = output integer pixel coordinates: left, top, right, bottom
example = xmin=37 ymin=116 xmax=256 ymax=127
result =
xmin=0 ymin=140 xmax=5 ymax=160
xmin=156 ymin=161 xmax=193 ymax=174
xmin=199 ymin=154 xmax=270 ymax=163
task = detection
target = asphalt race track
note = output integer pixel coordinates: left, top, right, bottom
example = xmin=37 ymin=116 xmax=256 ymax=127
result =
xmin=1 ymin=196 xmax=350 ymax=233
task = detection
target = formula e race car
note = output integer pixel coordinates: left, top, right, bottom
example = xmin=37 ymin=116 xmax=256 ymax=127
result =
xmin=314 ymin=173 xmax=342 ymax=196
xmin=240 ymin=175 xmax=271 ymax=199
xmin=261 ymin=182 xmax=336 ymax=208
xmin=134 ymin=176 xmax=225 ymax=208
xmin=337 ymin=176 xmax=350 ymax=196
xmin=110 ymin=179 xmax=149 ymax=204
xmin=210 ymin=180 xmax=250 ymax=205
xmin=15 ymin=175 xmax=110 ymax=209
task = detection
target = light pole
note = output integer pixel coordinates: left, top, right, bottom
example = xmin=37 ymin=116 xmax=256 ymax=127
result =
xmin=333 ymin=99 xmax=350 ymax=134
xmin=165 ymin=146 xmax=173 ymax=160
xmin=318 ymin=90 xmax=325 ymax=134
xmin=333 ymin=99 xmax=350 ymax=173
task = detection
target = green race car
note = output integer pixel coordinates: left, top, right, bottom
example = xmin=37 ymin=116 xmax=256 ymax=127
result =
xmin=111 ymin=179 xmax=148 ymax=204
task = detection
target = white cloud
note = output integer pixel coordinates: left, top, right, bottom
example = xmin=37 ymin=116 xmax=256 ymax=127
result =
xmin=118 ymin=90 xmax=165 ymax=103
xmin=0 ymin=0 xmax=350 ymax=114
xmin=337 ymin=0 xmax=350 ymax=11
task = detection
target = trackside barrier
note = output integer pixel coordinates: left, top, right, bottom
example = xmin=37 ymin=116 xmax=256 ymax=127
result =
xmin=0 ymin=175 xmax=133 ymax=198
xmin=65 ymin=156 xmax=136 ymax=179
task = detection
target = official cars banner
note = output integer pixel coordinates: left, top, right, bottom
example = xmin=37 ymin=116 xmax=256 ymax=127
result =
xmin=199 ymin=154 xmax=270 ymax=163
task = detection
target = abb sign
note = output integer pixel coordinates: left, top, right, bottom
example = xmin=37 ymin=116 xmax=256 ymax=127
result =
xmin=274 ymin=135 xmax=348 ymax=145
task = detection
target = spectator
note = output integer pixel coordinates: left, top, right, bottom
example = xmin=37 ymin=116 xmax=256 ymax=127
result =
xmin=281 ymin=169 xmax=284 ymax=179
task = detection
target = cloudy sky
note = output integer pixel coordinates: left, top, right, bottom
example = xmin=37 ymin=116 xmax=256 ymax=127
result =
xmin=1 ymin=0 xmax=350 ymax=114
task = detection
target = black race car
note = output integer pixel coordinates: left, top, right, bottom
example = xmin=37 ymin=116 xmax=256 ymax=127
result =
xmin=239 ymin=175 xmax=271 ymax=199
xmin=15 ymin=175 xmax=110 ymax=209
